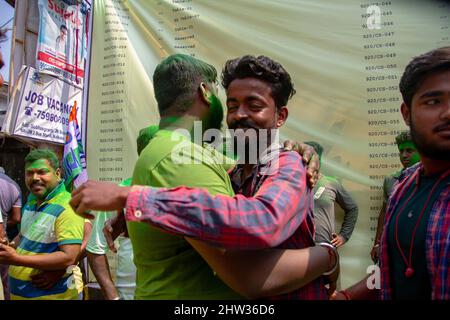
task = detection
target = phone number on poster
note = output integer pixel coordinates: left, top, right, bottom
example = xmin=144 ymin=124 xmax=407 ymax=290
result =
xmin=35 ymin=110 xmax=69 ymax=125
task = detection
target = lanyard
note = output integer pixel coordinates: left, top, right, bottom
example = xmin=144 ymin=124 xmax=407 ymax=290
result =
xmin=393 ymin=168 xmax=450 ymax=278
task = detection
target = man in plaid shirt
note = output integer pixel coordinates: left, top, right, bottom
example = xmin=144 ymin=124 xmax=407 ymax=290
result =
xmin=71 ymin=55 xmax=338 ymax=299
xmin=331 ymin=47 xmax=450 ymax=300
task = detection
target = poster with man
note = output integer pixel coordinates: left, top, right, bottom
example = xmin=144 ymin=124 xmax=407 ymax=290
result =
xmin=36 ymin=0 xmax=91 ymax=87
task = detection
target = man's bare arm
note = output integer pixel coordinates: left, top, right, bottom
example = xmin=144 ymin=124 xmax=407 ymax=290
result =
xmin=283 ymin=140 xmax=320 ymax=188
xmin=7 ymin=234 xmax=21 ymax=248
xmin=0 ymin=223 xmax=6 ymax=244
xmin=7 ymin=206 xmax=21 ymax=230
xmin=331 ymin=275 xmax=379 ymax=300
xmin=79 ymin=221 xmax=93 ymax=260
xmin=187 ymin=239 xmax=335 ymax=299
xmin=87 ymin=252 xmax=119 ymax=300
xmin=371 ymin=202 xmax=386 ymax=263
xmin=0 ymin=243 xmax=80 ymax=270
xmin=96 ymin=213 xmax=336 ymax=298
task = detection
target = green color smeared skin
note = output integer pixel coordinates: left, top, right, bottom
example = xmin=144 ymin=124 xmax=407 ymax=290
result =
xmin=205 ymin=94 xmax=224 ymax=131
xmin=25 ymin=159 xmax=60 ymax=200
xmin=398 ymin=141 xmax=420 ymax=168
xmin=25 ymin=159 xmax=52 ymax=171
xmin=408 ymin=153 xmax=420 ymax=166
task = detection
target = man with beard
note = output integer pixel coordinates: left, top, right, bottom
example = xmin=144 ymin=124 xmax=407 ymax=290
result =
xmin=0 ymin=149 xmax=85 ymax=299
xmin=370 ymin=130 xmax=420 ymax=263
xmin=332 ymin=47 xmax=450 ymax=300
xmin=71 ymin=54 xmax=337 ymax=299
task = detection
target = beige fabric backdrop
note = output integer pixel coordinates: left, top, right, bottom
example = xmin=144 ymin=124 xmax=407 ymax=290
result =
xmin=86 ymin=0 xmax=450 ymax=288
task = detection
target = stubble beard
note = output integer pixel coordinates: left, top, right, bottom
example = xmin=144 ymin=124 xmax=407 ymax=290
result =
xmin=410 ymin=118 xmax=450 ymax=161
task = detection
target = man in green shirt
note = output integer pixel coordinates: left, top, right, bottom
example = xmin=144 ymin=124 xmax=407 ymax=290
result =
xmin=72 ymin=54 xmax=339 ymax=299
xmin=130 ymin=129 xmax=241 ymax=299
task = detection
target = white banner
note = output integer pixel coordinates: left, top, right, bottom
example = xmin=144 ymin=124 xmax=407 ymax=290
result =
xmin=36 ymin=0 xmax=91 ymax=87
xmin=87 ymin=0 xmax=450 ymax=288
xmin=2 ymin=66 xmax=82 ymax=144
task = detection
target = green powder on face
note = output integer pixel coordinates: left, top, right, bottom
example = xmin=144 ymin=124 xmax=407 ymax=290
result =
xmin=204 ymin=93 xmax=224 ymax=131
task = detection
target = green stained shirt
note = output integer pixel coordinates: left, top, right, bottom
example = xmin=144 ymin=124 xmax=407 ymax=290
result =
xmin=128 ymin=129 xmax=241 ymax=299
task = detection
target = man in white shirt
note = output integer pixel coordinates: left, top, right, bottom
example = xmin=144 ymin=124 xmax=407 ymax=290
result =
xmin=86 ymin=178 xmax=136 ymax=300
xmin=86 ymin=126 xmax=159 ymax=299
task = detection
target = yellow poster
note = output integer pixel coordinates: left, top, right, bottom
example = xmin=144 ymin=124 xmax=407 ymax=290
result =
xmin=87 ymin=0 xmax=450 ymax=288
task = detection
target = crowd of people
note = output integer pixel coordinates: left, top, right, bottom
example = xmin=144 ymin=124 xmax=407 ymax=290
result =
xmin=0 ymin=23 xmax=449 ymax=300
